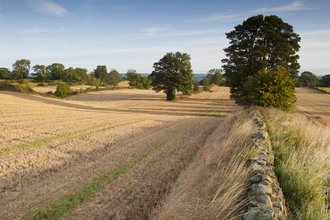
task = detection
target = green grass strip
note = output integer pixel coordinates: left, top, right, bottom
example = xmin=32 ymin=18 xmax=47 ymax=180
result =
xmin=0 ymin=118 xmax=142 ymax=156
xmin=208 ymin=108 xmax=222 ymax=117
xmin=26 ymin=140 xmax=167 ymax=220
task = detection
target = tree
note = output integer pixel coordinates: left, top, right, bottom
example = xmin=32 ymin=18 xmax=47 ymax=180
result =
xmin=11 ymin=59 xmax=31 ymax=79
xmin=94 ymin=65 xmax=108 ymax=81
xmin=65 ymin=67 xmax=81 ymax=84
xmin=298 ymin=71 xmax=318 ymax=87
xmin=0 ymin=68 xmax=11 ymax=79
xmin=206 ymin=69 xmax=223 ymax=86
xmin=222 ymin=15 xmax=301 ymax=105
xmin=244 ymin=67 xmax=296 ymax=112
xmin=149 ymin=52 xmax=193 ymax=101
xmin=319 ymin=74 xmax=330 ymax=87
xmin=128 ymin=73 xmax=151 ymax=89
xmin=106 ymin=68 xmax=121 ymax=87
xmin=193 ymin=82 xmax=200 ymax=93
xmin=126 ymin=69 xmax=137 ymax=81
xmin=32 ymin=65 xmax=47 ymax=82
xmin=47 ymin=63 xmax=65 ymax=80
xmin=74 ymin=68 xmax=88 ymax=82
xmin=199 ymin=78 xmax=209 ymax=86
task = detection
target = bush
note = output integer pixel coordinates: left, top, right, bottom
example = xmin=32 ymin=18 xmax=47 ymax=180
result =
xmin=55 ymin=83 xmax=73 ymax=98
xmin=244 ymin=67 xmax=296 ymax=112
xmin=86 ymin=88 xmax=92 ymax=92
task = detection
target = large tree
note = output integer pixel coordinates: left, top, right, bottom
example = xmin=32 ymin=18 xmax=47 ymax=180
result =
xmin=47 ymin=63 xmax=65 ymax=80
xmin=222 ymin=15 xmax=301 ymax=105
xmin=319 ymin=74 xmax=330 ymax=87
xmin=106 ymin=68 xmax=121 ymax=87
xmin=149 ymin=52 xmax=194 ymax=101
xmin=206 ymin=68 xmax=223 ymax=86
xmin=32 ymin=64 xmax=47 ymax=82
xmin=298 ymin=71 xmax=318 ymax=87
xmin=94 ymin=65 xmax=108 ymax=81
xmin=0 ymin=67 xmax=11 ymax=79
xmin=11 ymin=59 xmax=31 ymax=79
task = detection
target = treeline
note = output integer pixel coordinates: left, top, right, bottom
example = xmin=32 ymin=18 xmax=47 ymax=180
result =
xmin=297 ymin=71 xmax=330 ymax=87
xmin=0 ymin=59 xmax=123 ymax=87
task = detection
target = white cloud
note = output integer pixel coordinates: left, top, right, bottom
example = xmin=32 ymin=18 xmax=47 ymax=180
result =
xmin=19 ymin=27 xmax=48 ymax=35
xmin=27 ymin=0 xmax=69 ymax=17
xmin=251 ymin=0 xmax=309 ymax=13
xmin=141 ymin=26 xmax=171 ymax=37
xmin=299 ymin=30 xmax=330 ymax=36
xmin=185 ymin=13 xmax=241 ymax=23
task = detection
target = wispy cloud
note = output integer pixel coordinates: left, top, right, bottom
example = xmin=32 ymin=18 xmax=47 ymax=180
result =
xmin=251 ymin=0 xmax=309 ymax=13
xmin=108 ymin=5 xmax=130 ymax=10
xmin=299 ymin=30 xmax=330 ymax=36
xmin=185 ymin=13 xmax=241 ymax=23
xmin=19 ymin=27 xmax=48 ymax=35
xmin=142 ymin=26 xmax=171 ymax=37
xmin=27 ymin=0 xmax=69 ymax=17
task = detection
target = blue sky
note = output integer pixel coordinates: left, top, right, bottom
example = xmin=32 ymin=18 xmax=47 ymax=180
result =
xmin=0 ymin=0 xmax=329 ymax=76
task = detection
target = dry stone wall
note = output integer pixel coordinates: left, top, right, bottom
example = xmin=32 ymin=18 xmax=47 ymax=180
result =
xmin=243 ymin=110 xmax=286 ymax=220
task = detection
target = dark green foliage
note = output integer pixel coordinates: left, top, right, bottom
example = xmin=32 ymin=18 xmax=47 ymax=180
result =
xmin=222 ymin=15 xmax=301 ymax=105
xmin=128 ymin=73 xmax=151 ymax=89
xmin=126 ymin=69 xmax=137 ymax=80
xmin=47 ymin=63 xmax=65 ymax=80
xmin=11 ymin=59 xmax=31 ymax=79
xmin=94 ymin=65 xmax=108 ymax=81
xmin=32 ymin=64 xmax=47 ymax=82
xmin=244 ymin=67 xmax=296 ymax=111
xmin=298 ymin=71 xmax=318 ymax=87
xmin=106 ymin=68 xmax=121 ymax=87
xmin=0 ymin=67 xmax=11 ymax=79
xmin=149 ymin=51 xmax=194 ymax=101
xmin=193 ymin=82 xmax=200 ymax=93
xmin=319 ymin=74 xmax=330 ymax=87
xmin=55 ymin=83 xmax=73 ymax=98
xmin=206 ymin=69 xmax=223 ymax=86
xmin=199 ymin=78 xmax=209 ymax=86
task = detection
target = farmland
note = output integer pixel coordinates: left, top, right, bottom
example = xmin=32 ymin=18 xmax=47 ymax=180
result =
xmin=0 ymin=86 xmax=238 ymax=219
xmin=295 ymin=87 xmax=330 ymax=127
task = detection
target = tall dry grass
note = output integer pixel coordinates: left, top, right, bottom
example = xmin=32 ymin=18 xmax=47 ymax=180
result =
xmin=262 ymin=107 xmax=330 ymax=219
xmin=156 ymin=108 xmax=257 ymax=220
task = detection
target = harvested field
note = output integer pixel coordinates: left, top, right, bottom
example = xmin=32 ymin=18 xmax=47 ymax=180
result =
xmin=295 ymin=87 xmax=330 ymax=127
xmin=0 ymin=86 xmax=238 ymax=219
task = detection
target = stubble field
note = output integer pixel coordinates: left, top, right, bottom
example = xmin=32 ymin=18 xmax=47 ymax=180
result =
xmin=295 ymin=87 xmax=330 ymax=127
xmin=0 ymin=86 xmax=238 ymax=219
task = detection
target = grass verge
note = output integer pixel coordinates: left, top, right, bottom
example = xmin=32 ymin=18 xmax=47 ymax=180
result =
xmin=26 ymin=141 xmax=167 ymax=220
xmin=0 ymin=118 xmax=143 ymax=156
xmin=262 ymin=107 xmax=330 ymax=219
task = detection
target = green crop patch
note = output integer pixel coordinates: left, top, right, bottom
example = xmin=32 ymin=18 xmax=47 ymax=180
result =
xmin=26 ymin=141 xmax=167 ymax=220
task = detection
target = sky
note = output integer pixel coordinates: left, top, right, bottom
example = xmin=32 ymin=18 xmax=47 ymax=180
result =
xmin=0 ymin=0 xmax=329 ymax=76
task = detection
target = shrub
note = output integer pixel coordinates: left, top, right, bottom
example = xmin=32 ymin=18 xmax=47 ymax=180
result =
xmin=243 ymin=67 xmax=296 ymax=112
xmin=55 ymin=83 xmax=73 ymax=98
xmin=86 ymin=88 xmax=92 ymax=92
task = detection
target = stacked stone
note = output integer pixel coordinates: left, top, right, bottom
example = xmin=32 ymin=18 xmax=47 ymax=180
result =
xmin=243 ymin=111 xmax=286 ymax=220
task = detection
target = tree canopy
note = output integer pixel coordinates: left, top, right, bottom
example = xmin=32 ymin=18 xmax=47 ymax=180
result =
xmin=47 ymin=63 xmax=65 ymax=80
xmin=298 ymin=71 xmax=318 ymax=88
xmin=94 ymin=65 xmax=108 ymax=81
xmin=206 ymin=69 xmax=223 ymax=86
xmin=0 ymin=68 xmax=11 ymax=79
xmin=149 ymin=52 xmax=194 ymax=101
xmin=319 ymin=74 xmax=330 ymax=87
xmin=244 ymin=67 xmax=296 ymax=112
xmin=106 ymin=68 xmax=121 ymax=86
xmin=11 ymin=59 xmax=31 ymax=79
xmin=222 ymin=15 xmax=301 ymax=105
xmin=126 ymin=70 xmax=151 ymax=89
